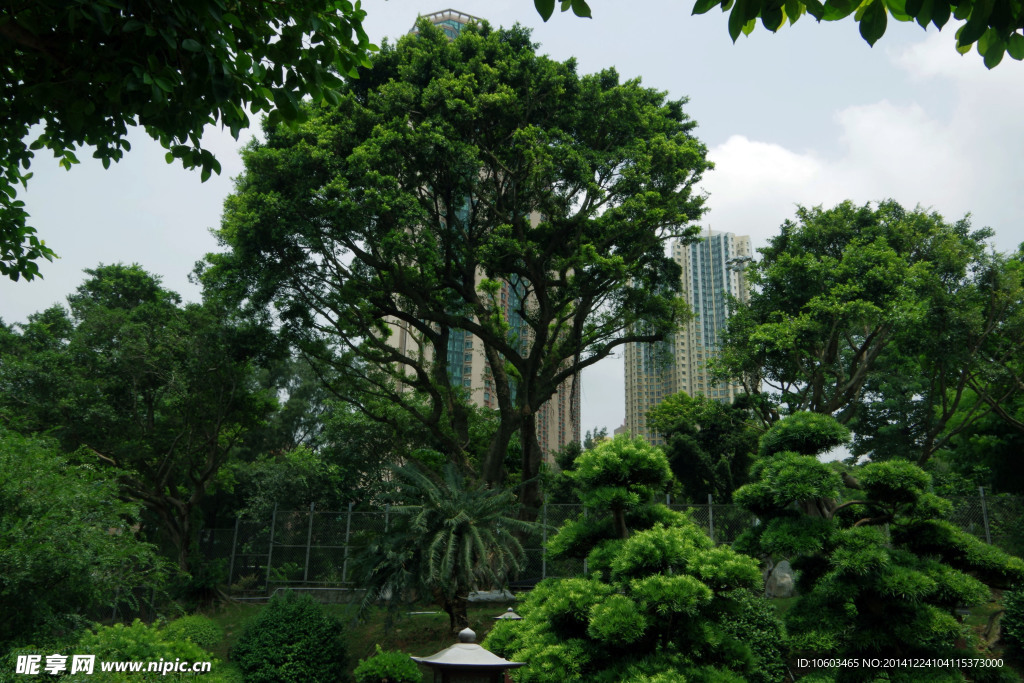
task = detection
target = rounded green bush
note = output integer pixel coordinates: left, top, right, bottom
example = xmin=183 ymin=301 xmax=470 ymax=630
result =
xmin=231 ymin=591 xmax=348 ymax=683
xmin=353 ymin=645 xmax=420 ymax=683
xmin=164 ymin=614 xmax=224 ymax=650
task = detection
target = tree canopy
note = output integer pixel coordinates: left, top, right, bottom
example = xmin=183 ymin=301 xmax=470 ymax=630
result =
xmin=647 ymin=392 xmax=761 ymax=502
xmin=203 ymin=19 xmax=711 ymax=512
xmin=0 ymin=263 xmax=275 ymax=572
xmin=715 ymin=199 xmax=1023 ymax=464
xmin=1 ymin=0 xmax=375 ymax=281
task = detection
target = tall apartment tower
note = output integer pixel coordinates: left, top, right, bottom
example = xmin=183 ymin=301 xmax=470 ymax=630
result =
xmin=389 ymin=9 xmax=581 ymax=459
xmin=624 ymin=231 xmax=752 ymax=446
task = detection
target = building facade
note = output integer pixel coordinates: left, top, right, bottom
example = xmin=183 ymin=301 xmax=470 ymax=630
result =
xmin=624 ymin=231 xmax=752 ymax=445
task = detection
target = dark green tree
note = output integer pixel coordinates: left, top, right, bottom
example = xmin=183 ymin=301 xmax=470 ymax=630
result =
xmin=202 ymin=19 xmax=711 ymax=514
xmin=0 ymin=264 xmax=274 ymax=572
xmin=1 ymin=0 xmax=375 ymax=281
xmin=0 ymin=427 xmax=168 ymax=648
xmin=647 ymin=391 xmax=761 ymax=502
xmin=734 ymin=412 xmax=1024 ymax=681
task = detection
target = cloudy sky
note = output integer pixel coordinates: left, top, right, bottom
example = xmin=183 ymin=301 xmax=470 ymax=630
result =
xmin=3 ymin=1 xmax=1023 ymax=436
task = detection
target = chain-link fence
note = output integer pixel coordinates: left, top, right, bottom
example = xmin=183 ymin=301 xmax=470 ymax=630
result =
xmin=202 ymin=490 xmax=1023 ymax=599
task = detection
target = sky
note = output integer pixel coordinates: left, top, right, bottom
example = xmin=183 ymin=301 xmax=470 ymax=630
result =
xmin=3 ymin=1 xmax=1023 ymax=437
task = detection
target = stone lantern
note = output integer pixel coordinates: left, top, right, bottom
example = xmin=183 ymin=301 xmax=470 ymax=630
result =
xmin=493 ymin=607 xmax=522 ymax=621
xmin=411 ymin=627 xmax=526 ymax=683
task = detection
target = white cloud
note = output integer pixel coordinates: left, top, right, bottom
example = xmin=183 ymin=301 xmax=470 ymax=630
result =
xmin=698 ymin=37 xmax=1024 ymax=254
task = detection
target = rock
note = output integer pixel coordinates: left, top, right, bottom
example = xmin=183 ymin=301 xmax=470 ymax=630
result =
xmin=765 ymin=559 xmax=795 ymax=599
xmin=468 ymin=589 xmax=515 ymax=602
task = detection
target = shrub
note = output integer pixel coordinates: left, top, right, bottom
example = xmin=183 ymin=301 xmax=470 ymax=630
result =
xmin=353 ymin=645 xmax=421 ymax=683
xmin=164 ymin=614 xmax=224 ymax=650
xmin=1002 ymin=588 xmax=1024 ymax=659
xmin=68 ymin=619 xmax=237 ymax=682
xmin=231 ymin=591 xmax=347 ymax=683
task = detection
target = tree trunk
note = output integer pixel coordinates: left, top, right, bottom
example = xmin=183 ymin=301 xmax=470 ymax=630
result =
xmin=519 ymin=413 xmax=544 ymax=522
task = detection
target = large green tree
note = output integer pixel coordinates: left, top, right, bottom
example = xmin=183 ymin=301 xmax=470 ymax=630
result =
xmin=716 ymin=199 xmax=1023 ymax=465
xmin=203 ymin=19 xmax=711 ymax=513
xmin=0 ymin=264 xmax=274 ymax=572
xmin=1 ymin=0 xmax=375 ymax=281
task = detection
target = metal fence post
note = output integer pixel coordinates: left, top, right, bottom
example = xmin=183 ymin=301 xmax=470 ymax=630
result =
xmin=708 ymin=494 xmax=715 ymax=544
xmin=341 ymin=502 xmax=354 ymax=584
xmin=384 ymin=504 xmax=390 ymax=533
xmin=980 ymin=486 xmax=992 ymax=544
xmin=228 ymin=516 xmax=240 ymax=588
xmin=265 ymin=503 xmax=278 ymax=590
xmin=303 ymin=502 xmax=315 ymax=583
xmin=541 ymin=500 xmax=548 ymax=581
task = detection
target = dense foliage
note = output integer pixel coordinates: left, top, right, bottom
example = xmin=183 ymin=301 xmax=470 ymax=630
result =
xmin=647 ymin=392 xmax=761 ymax=501
xmin=0 ymin=427 xmax=167 ymax=648
xmin=716 ymin=200 xmax=1024 ymax=466
xmin=0 ymin=264 xmax=275 ymax=573
xmin=202 ymin=17 xmax=711 ymax=515
xmin=1 ymin=0 xmax=375 ymax=280
xmin=231 ymin=591 xmax=348 ymax=683
xmin=735 ymin=412 xmax=1024 ymax=680
xmin=486 ymin=435 xmax=785 ymax=682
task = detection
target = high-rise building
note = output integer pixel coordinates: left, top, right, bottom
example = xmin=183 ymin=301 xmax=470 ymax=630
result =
xmin=388 ymin=9 xmax=581 ymax=459
xmin=624 ymin=231 xmax=752 ymax=445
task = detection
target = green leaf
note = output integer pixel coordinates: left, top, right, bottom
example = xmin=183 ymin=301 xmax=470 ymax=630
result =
xmin=571 ymin=0 xmax=593 ymax=17
xmin=859 ymin=0 xmax=888 ymax=44
xmin=915 ymin=0 xmax=933 ymax=26
xmin=534 ymin=0 xmax=555 ymax=19
xmin=823 ymin=0 xmax=859 ymax=20
xmin=1007 ymin=33 xmax=1024 ymax=59
xmin=181 ymin=38 xmax=202 ymax=52
xmin=785 ymin=0 xmax=804 ymax=22
xmin=885 ymin=0 xmax=912 ymax=20
xmin=729 ymin=0 xmax=749 ymax=40
xmin=930 ymin=0 xmax=951 ymax=27
xmin=805 ymin=0 xmax=827 ymax=19
xmin=743 ymin=17 xmax=758 ymax=33
xmin=763 ymin=6 xmax=785 ymax=29
xmin=153 ymin=77 xmax=174 ymax=93
xmin=693 ymin=0 xmax=722 ymax=15
xmin=904 ymin=0 xmax=924 ymax=19
xmin=984 ymin=45 xmax=1005 ymax=66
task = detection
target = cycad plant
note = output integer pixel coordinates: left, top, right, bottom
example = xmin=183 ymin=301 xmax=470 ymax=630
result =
xmin=355 ymin=462 xmax=534 ymax=630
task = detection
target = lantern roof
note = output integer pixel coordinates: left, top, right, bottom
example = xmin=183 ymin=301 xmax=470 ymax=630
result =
xmin=410 ymin=628 xmax=526 ymax=670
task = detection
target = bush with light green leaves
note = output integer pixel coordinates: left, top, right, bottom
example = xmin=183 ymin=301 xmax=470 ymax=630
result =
xmin=484 ymin=436 xmax=785 ymax=682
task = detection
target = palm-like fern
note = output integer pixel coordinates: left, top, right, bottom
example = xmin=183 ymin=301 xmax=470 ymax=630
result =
xmin=355 ymin=462 xmax=535 ymax=630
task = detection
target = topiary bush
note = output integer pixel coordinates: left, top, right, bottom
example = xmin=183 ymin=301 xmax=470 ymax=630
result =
xmin=164 ymin=614 xmax=224 ymax=650
xmin=231 ymin=591 xmax=347 ymax=683
xmin=353 ymin=645 xmax=421 ymax=683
